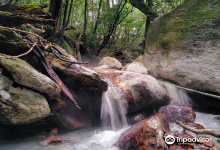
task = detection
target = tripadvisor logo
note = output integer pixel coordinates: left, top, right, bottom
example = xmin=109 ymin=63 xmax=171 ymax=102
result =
xmin=164 ymin=134 xmax=175 ymax=145
xmin=164 ymin=134 xmax=212 ymax=145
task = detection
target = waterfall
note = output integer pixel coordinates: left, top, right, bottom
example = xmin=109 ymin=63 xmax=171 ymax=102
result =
xmin=101 ymin=76 xmax=128 ymax=131
xmin=163 ymin=81 xmax=192 ymax=105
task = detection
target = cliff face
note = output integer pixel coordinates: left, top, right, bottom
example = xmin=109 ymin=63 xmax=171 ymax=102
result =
xmin=142 ymin=0 xmax=220 ymax=95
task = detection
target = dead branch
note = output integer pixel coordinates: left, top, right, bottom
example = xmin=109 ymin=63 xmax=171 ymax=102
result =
xmin=26 ymin=38 xmax=81 ymax=110
xmin=176 ymin=120 xmax=220 ymax=138
xmin=0 ymin=42 xmax=37 ymax=58
xmin=25 ymin=23 xmax=45 ymax=34
xmin=177 ymin=85 xmax=220 ymax=100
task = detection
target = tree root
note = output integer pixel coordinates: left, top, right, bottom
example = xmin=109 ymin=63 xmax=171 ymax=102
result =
xmin=0 ymin=42 xmax=37 ymax=58
xmin=176 ymin=120 xmax=220 ymax=138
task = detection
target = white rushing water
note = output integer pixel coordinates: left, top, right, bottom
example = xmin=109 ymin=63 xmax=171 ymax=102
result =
xmin=163 ymin=81 xmax=192 ymax=105
xmin=101 ymin=76 xmax=128 ymax=131
xmin=1 ymin=112 xmax=219 ymax=150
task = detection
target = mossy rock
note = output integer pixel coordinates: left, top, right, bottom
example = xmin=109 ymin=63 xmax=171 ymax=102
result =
xmin=60 ymin=39 xmax=73 ymax=55
xmin=142 ymin=0 xmax=220 ymax=100
xmin=0 ymin=55 xmax=61 ymax=99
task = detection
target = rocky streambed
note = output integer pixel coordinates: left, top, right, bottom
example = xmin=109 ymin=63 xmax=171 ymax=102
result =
xmin=0 ymin=54 xmax=219 ymax=150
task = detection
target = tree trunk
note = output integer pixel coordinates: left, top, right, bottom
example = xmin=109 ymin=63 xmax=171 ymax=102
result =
xmin=49 ymin=0 xmax=62 ymax=29
xmin=93 ymin=0 xmax=102 ymax=34
xmin=83 ymin=0 xmax=88 ymax=45
xmin=48 ymin=0 xmax=74 ymax=43
xmin=142 ymin=16 xmax=151 ymax=48
xmin=63 ymin=0 xmax=69 ymax=26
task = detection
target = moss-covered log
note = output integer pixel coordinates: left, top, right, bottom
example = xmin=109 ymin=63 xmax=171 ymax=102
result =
xmin=0 ymin=4 xmax=54 ymax=27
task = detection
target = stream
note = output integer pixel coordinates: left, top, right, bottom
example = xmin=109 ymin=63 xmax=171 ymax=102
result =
xmin=0 ymin=81 xmax=220 ymax=150
xmin=0 ymin=112 xmax=219 ymax=150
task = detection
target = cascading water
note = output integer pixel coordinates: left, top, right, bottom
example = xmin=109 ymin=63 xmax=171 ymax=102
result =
xmin=100 ymin=76 xmax=128 ymax=131
xmin=163 ymin=81 xmax=192 ymax=105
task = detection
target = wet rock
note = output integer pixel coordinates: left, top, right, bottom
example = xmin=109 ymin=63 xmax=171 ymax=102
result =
xmin=41 ymin=46 xmax=107 ymax=130
xmin=115 ymin=113 xmax=170 ymax=150
xmin=122 ymin=62 xmax=148 ymax=75
xmin=194 ymin=145 xmax=209 ymax=150
xmin=197 ymin=136 xmax=214 ymax=147
xmin=0 ymin=56 xmax=61 ymax=99
xmin=129 ymin=113 xmax=146 ymax=124
xmin=159 ymin=104 xmax=196 ymax=123
xmin=0 ymin=70 xmax=50 ymax=125
xmin=177 ymin=143 xmax=194 ymax=149
xmin=41 ymin=137 xmax=63 ymax=145
xmin=51 ymin=100 xmax=91 ymax=130
xmin=45 ymin=48 xmax=108 ymax=91
xmin=98 ymin=57 xmax=122 ymax=70
xmin=96 ymin=69 xmax=169 ymax=113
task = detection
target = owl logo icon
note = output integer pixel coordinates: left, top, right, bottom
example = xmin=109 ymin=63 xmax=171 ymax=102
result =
xmin=164 ymin=134 xmax=175 ymax=145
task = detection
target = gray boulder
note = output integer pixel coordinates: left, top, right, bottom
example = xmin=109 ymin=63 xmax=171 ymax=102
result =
xmin=98 ymin=57 xmax=122 ymax=70
xmin=123 ymin=62 xmax=148 ymax=74
xmin=142 ymin=0 xmax=220 ymax=96
xmin=0 ymin=70 xmax=50 ymax=125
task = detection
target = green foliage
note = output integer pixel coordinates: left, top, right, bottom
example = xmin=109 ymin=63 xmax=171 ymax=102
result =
xmin=1 ymin=0 xmax=186 ymax=60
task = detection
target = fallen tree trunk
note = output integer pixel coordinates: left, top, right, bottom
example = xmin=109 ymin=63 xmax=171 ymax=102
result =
xmin=0 ymin=4 xmax=54 ymax=27
xmin=176 ymin=120 xmax=220 ymax=138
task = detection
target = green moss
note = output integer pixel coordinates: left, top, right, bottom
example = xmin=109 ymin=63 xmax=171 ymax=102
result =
xmin=0 ymin=56 xmax=30 ymax=70
xmin=146 ymin=0 xmax=220 ymax=54
xmin=60 ymin=39 xmax=73 ymax=55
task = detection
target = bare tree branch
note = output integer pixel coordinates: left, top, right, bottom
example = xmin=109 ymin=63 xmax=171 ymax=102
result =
xmin=176 ymin=120 xmax=220 ymax=138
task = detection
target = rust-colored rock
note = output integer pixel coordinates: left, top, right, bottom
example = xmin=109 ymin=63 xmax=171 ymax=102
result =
xmin=41 ymin=137 xmax=63 ymax=145
xmin=95 ymin=69 xmax=169 ymax=113
xmin=159 ymin=104 xmax=196 ymax=123
xmin=197 ymin=136 xmax=214 ymax=147
xmin=194 ymin=145 xmax=209 ymax=150
xmin=115 ymin=113 xmax=170 ymax=150
xmin=129 ymin=113 xmax=146 ymax=124
xmin=177 ymin=143 xmax=194 ymax=149
xmin=169 ymin=145 xmax=185 ymax=150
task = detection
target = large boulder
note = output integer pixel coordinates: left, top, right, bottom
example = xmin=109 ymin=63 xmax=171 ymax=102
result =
xmin=98 ymin=57 xmax=122 ymax=70
xmin=0 ymin=69 xmax=50 ymax=124
xmin=95 ymin=69 xmax=169 ymax=113
xmin=142 ymin=1 xmax=220 ymax=97
xmin=115 ymin=113 xmax=170 ymax=150
xmin=159 ymin=104 xmax=196 ymax=123
xmin=122 ymin=62 xmax=148 ymax=75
